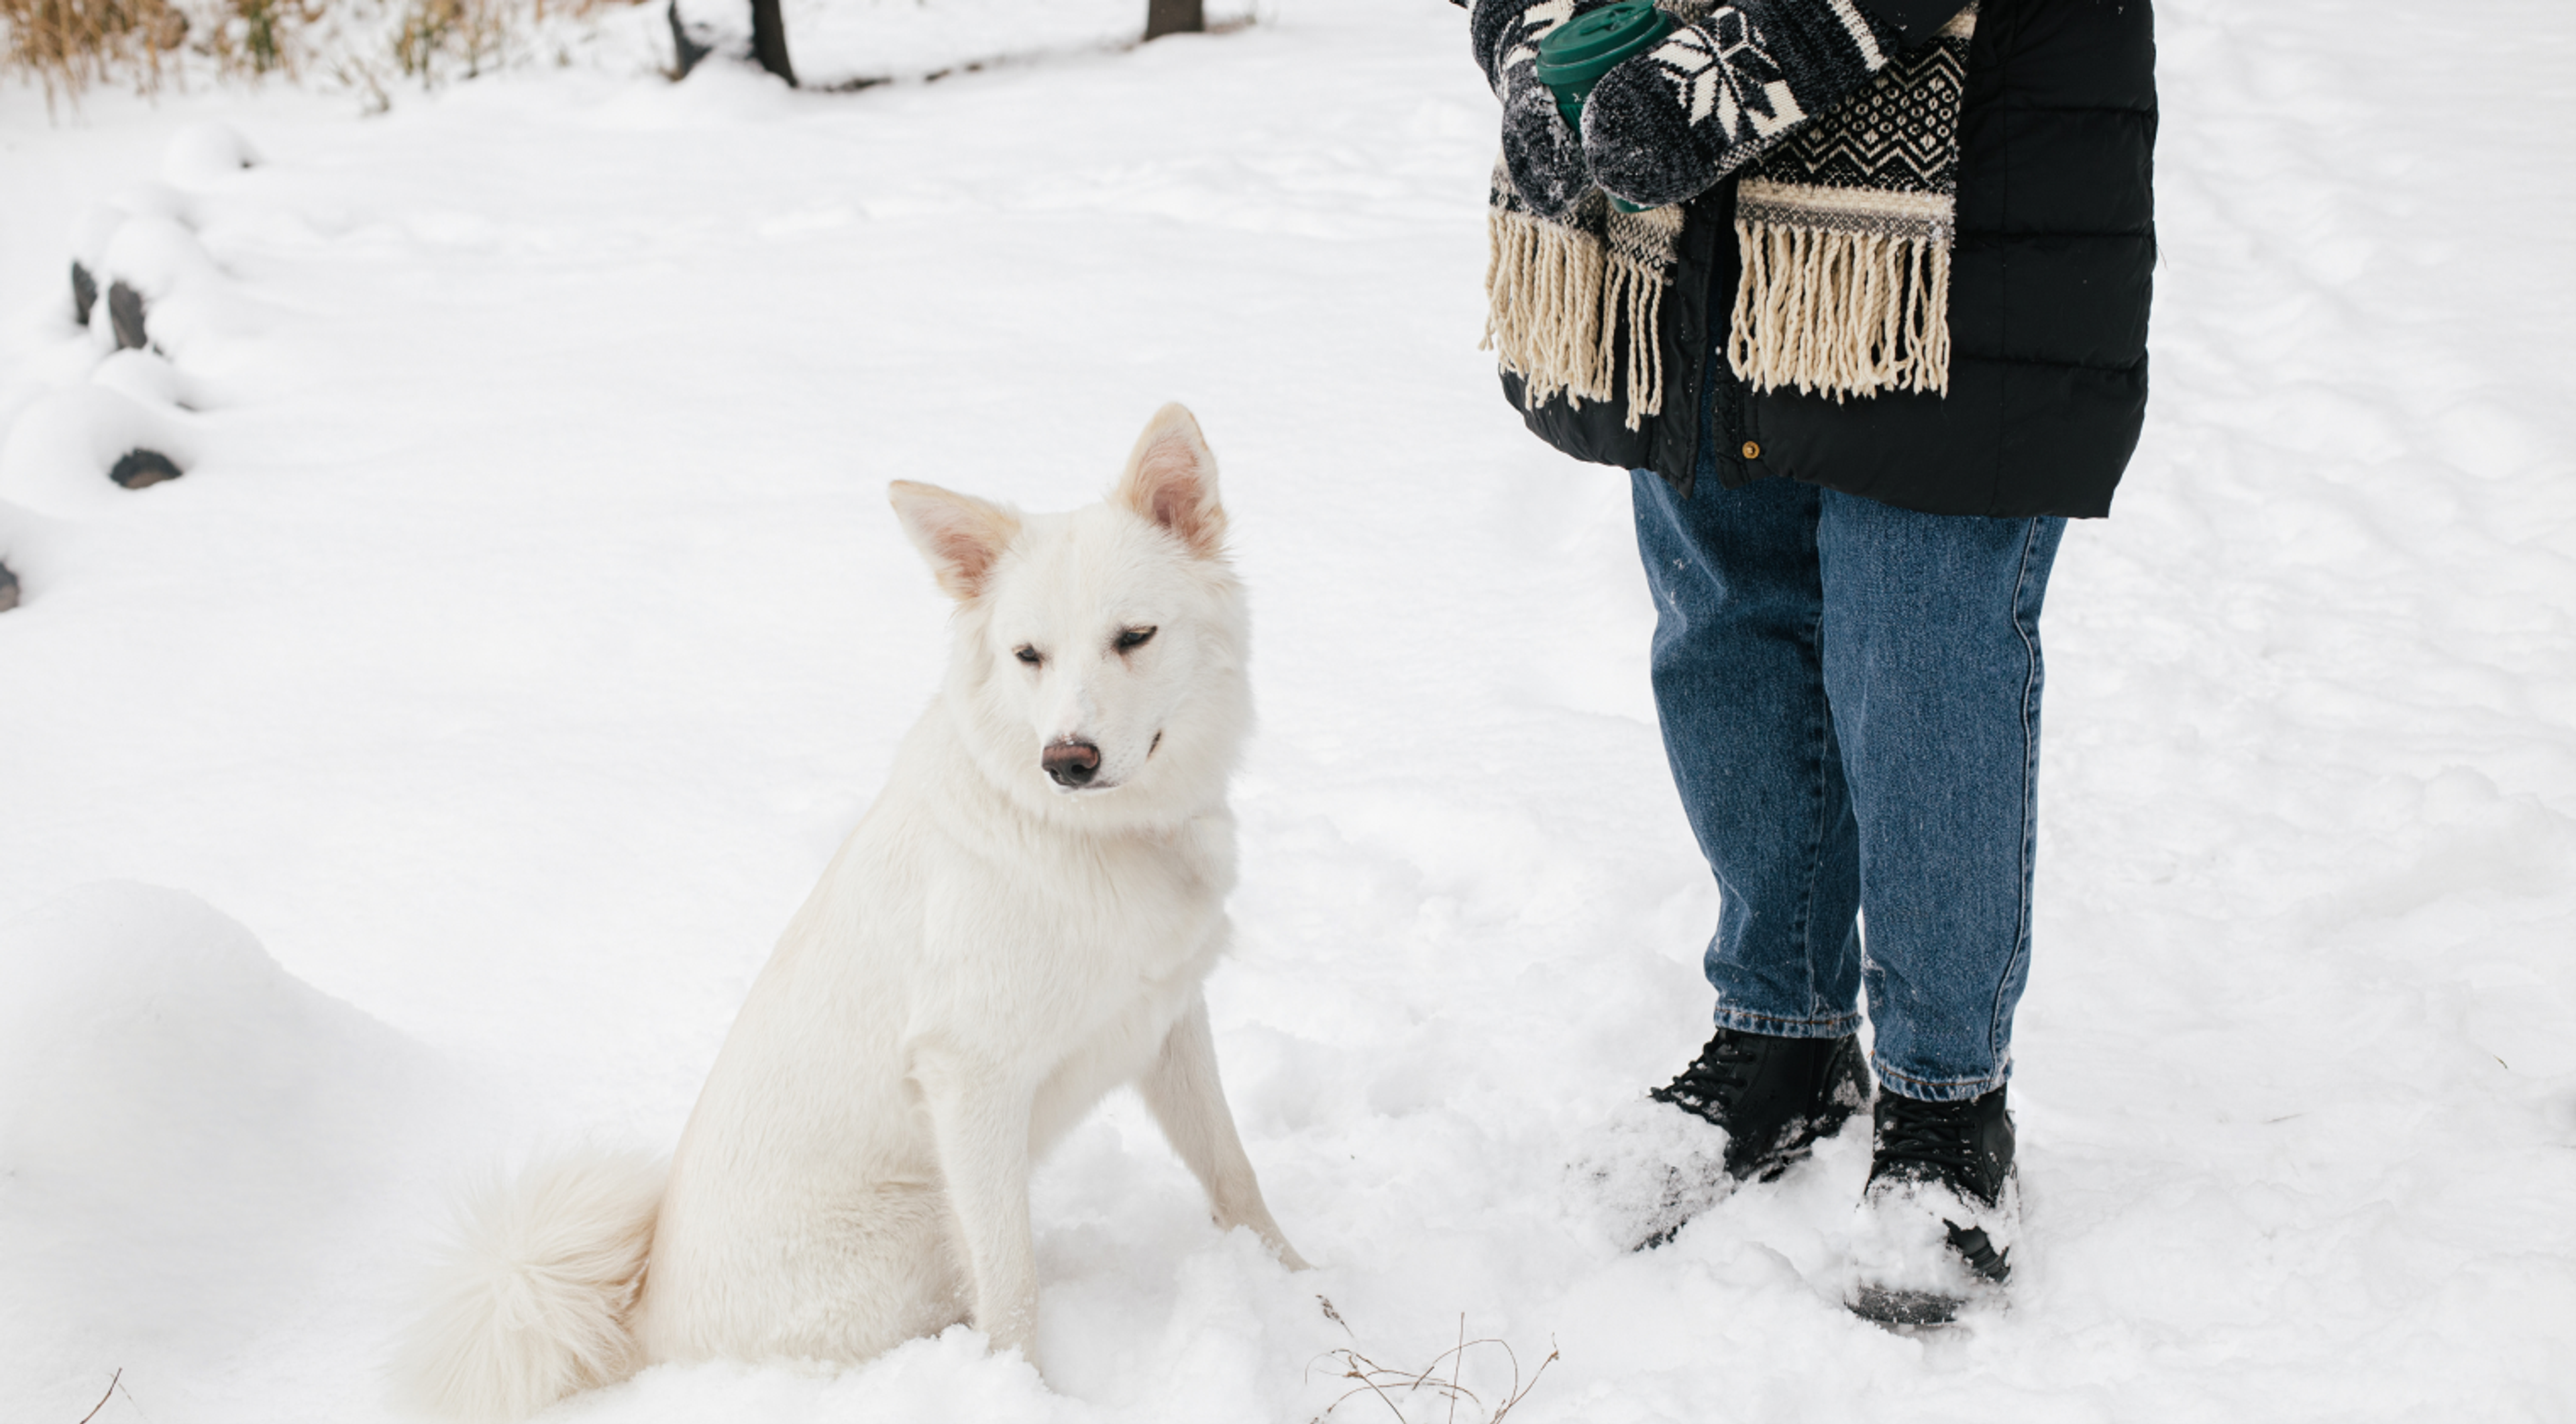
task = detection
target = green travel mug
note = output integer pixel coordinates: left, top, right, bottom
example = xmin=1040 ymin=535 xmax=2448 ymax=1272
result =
xmin=1534 ymin=2 xmax=1676 ymax=211
xmin=1534 ymin=2 xmax=1675 ymax=130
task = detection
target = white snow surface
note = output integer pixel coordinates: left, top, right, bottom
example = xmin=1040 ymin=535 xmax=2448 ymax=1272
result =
xmin=3 ymin=1 xmax=2573 ymax=1420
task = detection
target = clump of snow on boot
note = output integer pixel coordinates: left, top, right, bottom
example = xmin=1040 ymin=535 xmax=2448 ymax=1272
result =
xmin=1568 ymin=1096 xmax=1735 ymax=1251
xmin=1842 ymin=1174 xmax=2019 ymax=1327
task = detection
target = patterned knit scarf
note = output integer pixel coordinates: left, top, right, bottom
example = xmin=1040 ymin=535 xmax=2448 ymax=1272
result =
xmin=1484 ymin=179 xmax=1688 ymax=429
xmin=1729 ymin=3 xmax=1975 ymax=399
xmin=1485 ymin=3 xmax=1976 ymax=426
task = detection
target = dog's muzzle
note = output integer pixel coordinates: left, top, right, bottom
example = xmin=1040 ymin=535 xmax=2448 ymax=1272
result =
xmin=1042 ymin=740 xmax=1103 ymax=789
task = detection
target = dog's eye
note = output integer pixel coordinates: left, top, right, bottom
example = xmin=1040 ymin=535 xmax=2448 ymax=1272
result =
xmin=1116 ymin=626 xmax=1157 ymax=652
xmin=1014 ymin=646 xmax=1042 ymax=666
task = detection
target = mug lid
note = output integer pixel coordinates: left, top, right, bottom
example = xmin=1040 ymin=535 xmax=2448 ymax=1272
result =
xmin=1534 ymin=3 xmax=1673 ymax=86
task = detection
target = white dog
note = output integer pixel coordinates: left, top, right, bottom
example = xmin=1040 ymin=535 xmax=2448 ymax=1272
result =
xmin=398 ymin=405 xmax=1305 ymax=1422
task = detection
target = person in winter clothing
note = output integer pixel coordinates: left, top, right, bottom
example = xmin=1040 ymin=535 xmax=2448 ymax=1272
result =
xmin=1462 ymin=0 xmax=2155 ymax=1324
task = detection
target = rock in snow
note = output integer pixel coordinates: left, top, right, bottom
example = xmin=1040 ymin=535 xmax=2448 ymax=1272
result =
xmin=105 ymin=281 xmax=148 ymax=352
xmin=107 ymin=448 xmax=184 ymax=489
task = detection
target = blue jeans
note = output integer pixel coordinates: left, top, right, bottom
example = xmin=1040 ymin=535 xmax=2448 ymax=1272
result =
xmin=1631 ymin=470 xmax=2065 ymax=1103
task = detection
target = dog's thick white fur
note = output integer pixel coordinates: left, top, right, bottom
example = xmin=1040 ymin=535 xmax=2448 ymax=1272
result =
xmin=397 ymin=405 xmax=1304 ymax=1421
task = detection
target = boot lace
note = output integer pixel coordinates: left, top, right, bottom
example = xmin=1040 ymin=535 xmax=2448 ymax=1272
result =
xmin=1874 ymin=1095 xmax=1982 ymax=1182
xmin=1652 ymin=1031 xmax=1759 ymax=1113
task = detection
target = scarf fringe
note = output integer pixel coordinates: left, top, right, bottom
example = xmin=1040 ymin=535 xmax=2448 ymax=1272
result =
xmin=1727 ymin=219 xmax=1952 ymax=401
xmin=1483 ymin=204 xmax=1671 ymax=431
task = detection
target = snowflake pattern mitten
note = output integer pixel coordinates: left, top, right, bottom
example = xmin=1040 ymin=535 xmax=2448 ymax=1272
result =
xmin=1471 ymin=0 xmax=1619 ymax=219
xmin=1580 ymin=0 xmax=1907 ymax=210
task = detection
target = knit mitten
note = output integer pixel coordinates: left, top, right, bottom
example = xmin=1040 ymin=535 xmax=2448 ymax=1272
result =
xmin=1471 ymin=0 xmax=1619 ymax=219
xmin=1579 ymin=0 xmax=1908 ymax=211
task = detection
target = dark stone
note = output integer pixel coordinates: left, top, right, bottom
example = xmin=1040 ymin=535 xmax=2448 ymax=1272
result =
xmin=749 ymin=0 xmax=796 ymax=85
xmin=0 ymin=561 xmax=17 ymax=613
xmin=72 ymin=261 xmax=98 ymax=326
xmin=667 ymin=0 xmax=710 ymax=77
xmin=1144 ymin=0 xmax=1204 ymax=39
xmin=107 ymin=281 xmax=148 ymax=352
xmin=110 ymin=448 xmax=184 ymax=489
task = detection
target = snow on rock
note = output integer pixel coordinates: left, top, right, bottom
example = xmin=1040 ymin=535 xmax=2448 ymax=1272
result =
xmin=0 ymin=381 xmax=197 ymax=513
xmin=70 ymin=188 xmax=211 ymax=348
xmin=70 ymin=204 xmax=134 ymax=287
xmin=161 ymin=121 xmax=264 ymax=186
xmin=0 ymin=497 xmax=54 ymax=612
xmin=88 ymin=348 xmax=195 ymax=411
xmin=94 ymin=214 xmax=236 ymax=358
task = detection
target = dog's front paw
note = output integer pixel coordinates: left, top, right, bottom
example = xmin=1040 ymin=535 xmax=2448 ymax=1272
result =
xmin=1268 ymin=1235 xmax=1313 ymax=1272
xmin=974 ymin=1309 xmax=1038 ymax=1362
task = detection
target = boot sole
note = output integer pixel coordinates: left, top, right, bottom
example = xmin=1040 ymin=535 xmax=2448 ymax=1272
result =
xmin=1847 ymin=1284 xmax=1967 ymax=1327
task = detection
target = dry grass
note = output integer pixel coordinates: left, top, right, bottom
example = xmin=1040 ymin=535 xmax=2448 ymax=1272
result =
xmin=1 ymin=0 xmax=321 ymax=103
xmin=3 ymin=0 xmax=645 ymax=107
xmin=1 ymin=0 xmax=187 ymax=103
xmin=204 ymin=0 xmax=323 ymax=76
xmin=389 ymin=0 xmax=504 ymax=81
xmin=1307 ymin=1307 xmax=1560 ymax=1424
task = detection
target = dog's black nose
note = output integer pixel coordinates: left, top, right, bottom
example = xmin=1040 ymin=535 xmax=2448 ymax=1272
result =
xmin=1042 ymin=741 xmax=1102 ymax=788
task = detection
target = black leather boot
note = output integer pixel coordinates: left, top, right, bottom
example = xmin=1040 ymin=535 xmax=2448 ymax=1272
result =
xmin=1847 ymin=1084 xmax=2019 ymax=1326
xmin=1651 ymin=1026 xmax=1874 ymax=1182
xmin=1593 ymin=1027 xmax=1873 ymax=1250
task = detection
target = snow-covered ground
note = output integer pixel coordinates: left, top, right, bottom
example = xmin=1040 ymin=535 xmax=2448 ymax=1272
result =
xmin=2 ymin=1 xmax=2571 ymax=1420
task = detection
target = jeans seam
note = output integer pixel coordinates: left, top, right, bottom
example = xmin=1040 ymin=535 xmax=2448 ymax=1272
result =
xmin=1794 ymin=615 xmax=1833 ymax=1019
xmin=1990 ymin=517 xmax=2045 ymax=1078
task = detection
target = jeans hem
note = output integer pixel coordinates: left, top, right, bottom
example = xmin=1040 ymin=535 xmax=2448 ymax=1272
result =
xmin=1873 ymin=1059 xmax=2011 ymax=1104
xmin=1712 ymin=1005 xmax=1863 ymax=1040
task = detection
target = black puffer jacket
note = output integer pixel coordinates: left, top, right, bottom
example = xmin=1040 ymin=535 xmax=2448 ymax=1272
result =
xmin=1501 ymin=0 xmax=2157 ymax=519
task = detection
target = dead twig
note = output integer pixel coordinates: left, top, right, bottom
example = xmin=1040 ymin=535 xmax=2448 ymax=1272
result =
xmin=1305 ymin=1323 xmax=1560 ymax=1424
xmin=74 ymin=1370 xmax=120 ymax=1424
xmin=1447 ymin=1315 xmax=1464 ymax=1424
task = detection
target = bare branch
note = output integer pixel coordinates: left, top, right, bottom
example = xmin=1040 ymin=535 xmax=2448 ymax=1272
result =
xmin=74 ymin=1370 xmax=121 ymax=1424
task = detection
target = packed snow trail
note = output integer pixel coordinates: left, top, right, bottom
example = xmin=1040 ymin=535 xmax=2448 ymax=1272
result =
xmin=1 ymin=1 xmax=2571 ymax=1421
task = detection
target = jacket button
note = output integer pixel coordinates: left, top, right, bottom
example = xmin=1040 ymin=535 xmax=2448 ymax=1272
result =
xmin=1741 ymin=441 xmax=1762 ymax=460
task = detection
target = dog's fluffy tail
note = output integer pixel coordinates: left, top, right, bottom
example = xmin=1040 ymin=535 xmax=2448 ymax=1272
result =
xmin=395 ymin=1148 xmax=667 ymax=1423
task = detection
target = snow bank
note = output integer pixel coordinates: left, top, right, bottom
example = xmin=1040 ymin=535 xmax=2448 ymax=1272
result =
xmin=0 ymin=884 xmax=460 ymax=1421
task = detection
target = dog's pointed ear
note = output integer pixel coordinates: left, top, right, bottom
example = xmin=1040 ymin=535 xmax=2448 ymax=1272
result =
xmin=1114 ymin=403 xmax=1226 ymax=560
xmin=890 ymin=480 xmax=1023 ymax=601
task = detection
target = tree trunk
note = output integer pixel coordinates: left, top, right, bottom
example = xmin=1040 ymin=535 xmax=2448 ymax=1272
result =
xmin=1144 ymin=0 xmax=1204 ymax=40
xmin=749 ymin=0 xmax=797 ymax=85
